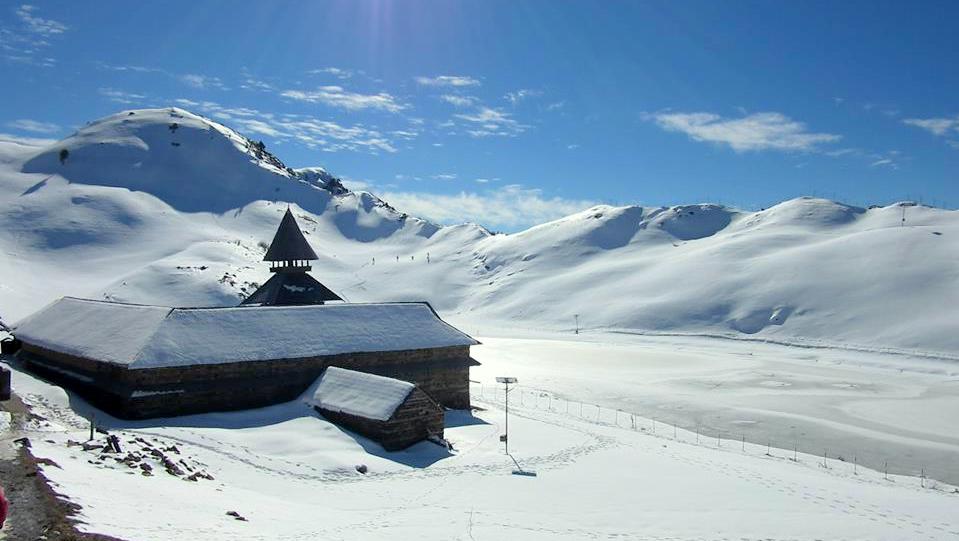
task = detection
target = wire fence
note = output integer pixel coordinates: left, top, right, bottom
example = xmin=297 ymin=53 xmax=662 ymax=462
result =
xmin=469 ymin=382 xmax=959 ymax=493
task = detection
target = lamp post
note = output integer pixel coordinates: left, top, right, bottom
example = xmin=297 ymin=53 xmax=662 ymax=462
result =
xmin=496 ymin=376 xmax=518 ymax=455
xmin=574 ymin=314 xmax=579 ymax=334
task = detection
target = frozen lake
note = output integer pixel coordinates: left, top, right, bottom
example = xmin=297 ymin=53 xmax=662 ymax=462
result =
xmin=470 ymin=332 xmax=959 ymax=484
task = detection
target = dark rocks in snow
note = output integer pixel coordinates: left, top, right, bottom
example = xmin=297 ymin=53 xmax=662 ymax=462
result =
xmin=355 ymin=464 xmax=368 ymax=474
xmin=226 ymin=510 xmax=247 ymax=521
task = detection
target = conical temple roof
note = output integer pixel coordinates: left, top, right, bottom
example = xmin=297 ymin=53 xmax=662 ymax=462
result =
xmin=263 ymin=208 xmax=318 ymax=261
xmin=240 ymin=272 xmax=342 ymax=306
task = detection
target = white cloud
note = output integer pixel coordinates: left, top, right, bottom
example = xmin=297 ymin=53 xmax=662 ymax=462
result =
xmin=474 ymin=178 xmax=490 ymax=183
xmin=176 ymin=99 xmax=400 ymax=154
xmin=454 ymin=107 xmax=528 ymax=137
xmin=545 ymin=101 xmax=566 ymax=111
xmin=902 ymin=116 xmax=959 ymax=137
xmin=309 ymin=67 xmax=353 ymax=79
xmin=98 ymin=87 xmax=147 ymax=104
xmin=650 ymin=111 xmax=840 ymax=152
xmin=947 ymin=140 xmax=959 ymax=150
xmin=281 ymin=86 xmax=405 ymax=113
xmin=240 ymin=78 xmax=275 ymax=92
xmin=505 ymin=89 xmax=542 ymax=105
xmin=97 ymin=63 xmax=164 ymax=74
xmin=824 ymin=147 xmax=859 ymax=157
xmin=380 ymin=184 xmax=597 ymax=231
xmin=870 ymin=158 xmax=894 ymax=168
xmin=180 ymin=74 xmax=228 ymax=90
xmin=415 ymin=75 xmax=480 ymax=87
xmin=15 ymin=4 xmax=66 ymax=36
xmin=431 ymin=173 xmax=457 ymax=181
xmin=1 ymin=4 xmax=67 ymax=66
xmin=440 ymin=94 xmax=478 ymax=108
xmin=6 ymin=118 xmax=60 ymax=134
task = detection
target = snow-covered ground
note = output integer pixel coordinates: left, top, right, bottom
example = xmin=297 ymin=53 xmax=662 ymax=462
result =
xmin=3 ymin=352 xmax=958 ymax=541
xmin=467 ymin=331 xmax=959 ymax=485
xmin=2 ymin=107 xmax=959 ymax=538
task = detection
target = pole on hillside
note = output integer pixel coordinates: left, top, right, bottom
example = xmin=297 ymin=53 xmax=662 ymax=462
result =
xmin=574 ymin=314 xmax=579 ymax=334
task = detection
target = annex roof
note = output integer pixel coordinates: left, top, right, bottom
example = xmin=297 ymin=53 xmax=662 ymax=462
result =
xmin=14 ymin=297 xmax=478 ymax=370
xmin=311 ymin=367 xmax=415 ymax=421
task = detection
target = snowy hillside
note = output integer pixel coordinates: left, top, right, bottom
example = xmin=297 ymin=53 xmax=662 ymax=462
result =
xmin=1 ymin=107 xmax=958 ymax=357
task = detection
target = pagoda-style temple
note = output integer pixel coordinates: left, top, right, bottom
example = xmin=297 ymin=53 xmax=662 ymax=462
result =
xmin=11 ymin=207 xmax=480 ymax=420
xmin=242 ymin=208 xmax=343 ymax=306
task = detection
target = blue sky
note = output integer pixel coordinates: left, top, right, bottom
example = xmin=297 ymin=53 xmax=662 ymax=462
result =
xmin=2 ymin=1 xmax=958 ymax=231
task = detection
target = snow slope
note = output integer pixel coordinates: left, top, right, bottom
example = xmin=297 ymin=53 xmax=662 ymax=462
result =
xmin=1 ymin=107 xmax=958 ymax=358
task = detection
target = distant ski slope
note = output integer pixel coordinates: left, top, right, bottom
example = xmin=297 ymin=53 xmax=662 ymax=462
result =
xmin=1 ymin=107 xmax=957 ymax=356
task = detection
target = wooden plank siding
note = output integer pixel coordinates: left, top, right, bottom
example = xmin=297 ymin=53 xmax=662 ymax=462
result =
xmin=17 ymin=343 xmax=472 ymax=419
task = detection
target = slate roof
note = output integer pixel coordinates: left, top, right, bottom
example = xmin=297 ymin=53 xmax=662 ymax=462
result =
xmin=14 ymin=297 xmax=479 ymax=369
xmin=263 ymin=208 xmax=318 ymax=262
xmin=241 ymin=272 xmax=342 ymax=306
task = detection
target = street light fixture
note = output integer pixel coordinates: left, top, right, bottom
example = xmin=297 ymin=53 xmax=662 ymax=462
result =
xmin=496 ymin=376 xmax=518 ymax=454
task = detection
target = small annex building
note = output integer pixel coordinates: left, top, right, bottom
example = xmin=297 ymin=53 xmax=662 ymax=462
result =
xmin=12 ymin=208 xmax=480 ymax=421
xmin=312 ymin=367 xmax=444 ymax=451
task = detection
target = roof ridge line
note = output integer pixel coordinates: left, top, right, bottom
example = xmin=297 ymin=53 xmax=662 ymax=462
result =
xmin=130 ymin=306 xmax=177 ymax=367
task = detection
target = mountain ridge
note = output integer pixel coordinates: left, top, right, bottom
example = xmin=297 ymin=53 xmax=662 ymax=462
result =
xmin=1 ymin=107 xmax=956 ymax=357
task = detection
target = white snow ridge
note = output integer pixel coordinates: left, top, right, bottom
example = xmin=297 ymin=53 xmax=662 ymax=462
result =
xmin=2 ymin=108 xmax=959 ymax=541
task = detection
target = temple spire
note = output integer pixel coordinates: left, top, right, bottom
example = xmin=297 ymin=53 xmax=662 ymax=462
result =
xmin=263 ymin=208 xmax=318 ymax=273
xmin=241 ymin=208 xmax=342 ymax=306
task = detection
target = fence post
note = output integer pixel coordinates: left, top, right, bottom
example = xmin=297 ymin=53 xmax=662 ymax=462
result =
xmin=741 ymin=434 xmax=745 ymax=452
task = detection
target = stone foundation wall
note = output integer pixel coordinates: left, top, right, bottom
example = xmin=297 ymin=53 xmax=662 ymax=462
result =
xmin=17 ymin=343 xmax=472 ymax=419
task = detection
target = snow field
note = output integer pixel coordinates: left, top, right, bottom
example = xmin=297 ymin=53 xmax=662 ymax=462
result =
xmin=4 ymin=358 xmax=956 ymax=541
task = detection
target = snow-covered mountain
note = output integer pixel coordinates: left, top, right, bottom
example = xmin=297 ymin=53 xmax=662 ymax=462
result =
xmin=1 ymin=107 xmax=957 ymax=356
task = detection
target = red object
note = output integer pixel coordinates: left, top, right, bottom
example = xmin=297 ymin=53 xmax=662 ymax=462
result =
xmin=0 ymin=485 xmax=8 ymax=528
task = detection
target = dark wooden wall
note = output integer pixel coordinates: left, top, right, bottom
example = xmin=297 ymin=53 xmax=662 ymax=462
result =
xmin=17 ymin=343 xmax=472 ymax=419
